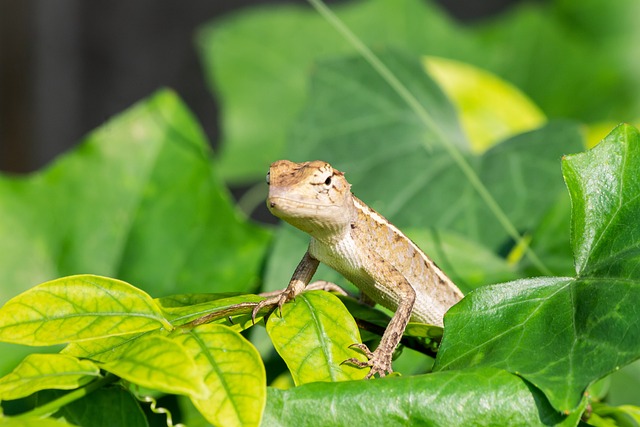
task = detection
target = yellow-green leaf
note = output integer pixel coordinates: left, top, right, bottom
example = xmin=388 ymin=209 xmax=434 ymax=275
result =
xmin=424 ymin=56 xmax=546 ymax=153
xmin=173 ymin=324 xmax=266 ymax=427
xmin=0 ymin=354 xmax=99 ymax=401
xmin=0 ymin=418 xmax=78 ymax=426
xmin=100 ymin=335 xmax=208 ymax=400
xmin=266 ymin=291 xmax=367 ymax=385
xmin=62 ymin=332 xmax=157 ymax=363
xmin=0 ymin=275 xmax=171 ymax=346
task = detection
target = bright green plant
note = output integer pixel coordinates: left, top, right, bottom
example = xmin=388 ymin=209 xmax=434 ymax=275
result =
xmin=1 ymin=0 xmax=640 ymax=426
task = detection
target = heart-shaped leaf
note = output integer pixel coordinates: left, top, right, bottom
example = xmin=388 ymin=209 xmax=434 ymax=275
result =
xmin=435 ymin=124 xmax=640 ymax=412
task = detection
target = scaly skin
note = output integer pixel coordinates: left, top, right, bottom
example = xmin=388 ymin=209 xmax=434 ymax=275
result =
xmin=257 ymin=160 xmax=463 ymax=378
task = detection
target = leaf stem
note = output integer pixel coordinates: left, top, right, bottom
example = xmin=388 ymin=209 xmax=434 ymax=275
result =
xmin=12 ymin=373 xmax=118 ymax=420
xmin=306 ymin=0 xmax=552 ymax=275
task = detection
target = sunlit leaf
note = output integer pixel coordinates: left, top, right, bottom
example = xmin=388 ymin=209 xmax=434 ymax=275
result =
xmin=424 ymin=56 xmax=546 ymax=153
xmin=267 ymin=291 xmax=367 ymax=385
xmin=0 ymin=275 xmax=171 ymax=346
xmin=0 ymin=354 xmax=99 ymax=401
xmin=101 ymin=335 xmax=208 ymax=400
xmin=173 ymin=324 xmax=266 ymax=427
xmin=62 ymin=332 xmax=158 ymax=363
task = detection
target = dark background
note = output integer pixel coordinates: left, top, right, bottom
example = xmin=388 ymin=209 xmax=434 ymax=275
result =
xmin=0 ymin=0 xmax=524 ymax=175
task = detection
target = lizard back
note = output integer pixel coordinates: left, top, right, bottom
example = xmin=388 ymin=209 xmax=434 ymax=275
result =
xmin=349 ymin=196 xmax=462 ymax=325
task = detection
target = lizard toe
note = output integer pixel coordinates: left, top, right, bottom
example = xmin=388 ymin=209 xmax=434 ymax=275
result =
xmin=348 ymin=342 xmax=374 ymax=359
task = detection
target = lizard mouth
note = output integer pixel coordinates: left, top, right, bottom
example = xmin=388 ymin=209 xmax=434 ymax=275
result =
xmin=266 ymin=196 xmax=330 ymax=219
xmin=268 ymin=196 xmax=327 ymax=209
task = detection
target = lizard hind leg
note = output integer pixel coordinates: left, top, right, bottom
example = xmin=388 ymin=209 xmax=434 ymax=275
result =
xmin=342 ymin=255 xmax=417 ymax=378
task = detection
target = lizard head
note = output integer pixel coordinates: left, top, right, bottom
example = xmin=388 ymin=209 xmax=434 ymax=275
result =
xmin=266 ymin=160 xmax=354 ymax=237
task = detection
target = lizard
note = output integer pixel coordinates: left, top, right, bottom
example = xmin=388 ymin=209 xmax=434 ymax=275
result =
xmin=257 ymin=159 xmax=464 ymax=378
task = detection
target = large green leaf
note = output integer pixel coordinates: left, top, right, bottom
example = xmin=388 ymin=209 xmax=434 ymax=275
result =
xmin=288 ymin=53 xmax=582 ymax=251
xmin=435 ymin=125 xmax=640 ymax=412
xmin=198 ymin=0 xmax=468 ymax=182
xmin=0 ymin=275 xmax=171 ymax=346
xmin=0 ymin=89 xmax=271 ymax=303
xmin=266 ymin=291 xmax=367 ymax=385
xmin=262 ymin=368 xmax=585 ymax=426
xmin=435 ymin=276 xmax=640 ymax=412
xmin=0 ymin=354 xmax=99 ymax=401
xmin=173 ymin=324 xmax=266 ymax=427
xmin=199 ymin=0 xmax=640 ymax=183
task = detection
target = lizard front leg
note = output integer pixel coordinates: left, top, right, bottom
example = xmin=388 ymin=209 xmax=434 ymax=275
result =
xmin=344 ymin=258 xmax=416 ymax=378
xmin=252 ymin=250 xmax=319 ymax=322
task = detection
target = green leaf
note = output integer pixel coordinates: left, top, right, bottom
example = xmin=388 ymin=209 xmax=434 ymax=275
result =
xmin=62 ymin=332 xmax=157 ymax=363
xmin=198 ymin=0 xmax=467 ymax=182
xmin=100 ymin=335 xmax=209 ymax=400
xmin=436 ymin=125 xmax=640 ymax=412
xmin=521 ymin=193 xmax=575 ymax=277
xmin=0 ymin=418 xmax=78 ymax=427
xmin=563 ymin=124 xmax=640 ymax=278
xmin=435 ymin=276 xmax=640 ymax=412
xmin=0 ymin=275 xmax=171 ymax=346
xmin=471 ymin=3 xmax=640 ymax=123
xmin=406 ymin=228 xmax=519 ymax=291
xmin=262 ymin=367 xmax=585 ymax=426
xmin=42 ymin=387 xmax=148 ymax=427
xmin=156 ymin=293 xmax=265 ymax=326
xmin=608 ymin=360 xmax=640 ymax=406
xmin=0 ymin=89 xmax=271 ymax=302
xmin=0 ymin=354 xmax=99 ymax=401
xmin=591 ymin=403 xmax=640 ymax=427
xmin=266 ymin=291 xmax=367 ymax=385
xmin=173 ymin=324 xmax=266 ymax=427
xmin=199 ymin=0 xmax=640 ymax=182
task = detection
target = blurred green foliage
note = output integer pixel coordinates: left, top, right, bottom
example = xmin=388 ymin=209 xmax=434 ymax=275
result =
xmin=1 ymin=0 xmax=640 ymax=425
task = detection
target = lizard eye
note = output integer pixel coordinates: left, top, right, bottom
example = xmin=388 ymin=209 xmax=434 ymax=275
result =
xmin=324 ymin=176 xmax=332 ymax=186
xmin=266 ymin=171 xmax=270 ymax=185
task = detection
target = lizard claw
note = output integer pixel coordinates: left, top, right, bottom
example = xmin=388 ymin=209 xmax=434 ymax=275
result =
xmin=342 ymin=343 xmax=393 ymax=379
xmin=251 ymin=289 xmax=295 ymax=323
